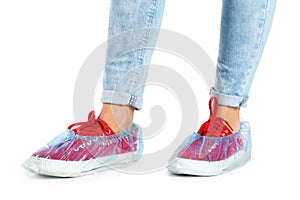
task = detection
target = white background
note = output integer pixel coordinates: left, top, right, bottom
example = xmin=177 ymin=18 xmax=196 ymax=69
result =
xmin=0 ymin=0 xmax=299 ymax=199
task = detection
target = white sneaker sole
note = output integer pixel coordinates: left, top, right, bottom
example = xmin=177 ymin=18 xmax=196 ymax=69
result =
xmin=23 ymin=151 xmax=140 ymax=177
xmin=167 ymin=150 xmax=251 ymax=176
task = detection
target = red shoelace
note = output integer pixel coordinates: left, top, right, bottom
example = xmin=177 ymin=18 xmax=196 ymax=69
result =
xmin=197 ymin=97 xmax=234 ymax=137
xmin=68 ymin=111 xmax=115 ymax=136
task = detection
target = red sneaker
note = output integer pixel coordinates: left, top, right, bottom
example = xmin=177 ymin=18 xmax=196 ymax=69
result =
xmin=22 ymin=111 xmax=143 ymax=177
xmin=168 ymin=97 xmax=251 ymax=176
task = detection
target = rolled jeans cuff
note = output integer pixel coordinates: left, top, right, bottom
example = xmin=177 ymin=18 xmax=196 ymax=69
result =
xmin=210 ymin=87 xmax=248 ymax=108
xmin=101 ymin=90 xmax=143 ymax=110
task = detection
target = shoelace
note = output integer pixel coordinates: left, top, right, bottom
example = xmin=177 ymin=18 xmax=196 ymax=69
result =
xmin=197 ymin=97 xmax=234 ymax=137
xmin=68 ymin=111 xmax=115 ymax=136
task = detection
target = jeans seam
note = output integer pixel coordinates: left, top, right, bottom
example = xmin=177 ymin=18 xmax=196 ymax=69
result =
xmin=257 ymin=0 xmax=269 ymax=48
xmin=127 ymin=0 xmax=157 ymax=103
xmin=242 ymin=0 xmax=270 ymax=96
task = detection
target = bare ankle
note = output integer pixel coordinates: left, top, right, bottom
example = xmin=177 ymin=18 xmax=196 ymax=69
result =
xmin=216 ymin=105 xmax=240 ymax=132
xmin=99 ymin=104 xmax=134 ymax=133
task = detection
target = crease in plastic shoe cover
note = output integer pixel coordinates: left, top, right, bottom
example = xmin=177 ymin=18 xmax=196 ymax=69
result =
xmin=167 ymin=120 xmax=251 ymax=176
xmin=22 ymin=123 xmax=144 ymax=177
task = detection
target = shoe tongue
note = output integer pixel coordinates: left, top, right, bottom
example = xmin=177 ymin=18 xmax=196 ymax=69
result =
xmin=198 ymin=118 xmax=233 ymax=137
xmin=197 ymin=97 xmax=234 ymax=137
xmin=205 ymin=117 xmax=233 ymax=137
xmin=98 ymin=118 xmax=116 ymax=136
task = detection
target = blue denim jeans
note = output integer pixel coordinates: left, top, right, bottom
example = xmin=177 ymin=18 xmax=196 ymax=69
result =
xmin=102 ymin=0 xmax=276 ymax=109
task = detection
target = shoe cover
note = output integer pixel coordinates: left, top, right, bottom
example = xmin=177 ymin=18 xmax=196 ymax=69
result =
xmin=168 ymin=121 xmax=251 ymax=176
xmin=22 ymin=123 xmax=143 ymax=177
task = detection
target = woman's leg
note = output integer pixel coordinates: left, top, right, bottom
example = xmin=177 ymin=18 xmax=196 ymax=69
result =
xmin=168 ymin=0 xmax=277 ymax=176
xmin=211 ymin=0 xmax=277 ymax=131
xmin=22 ymin=0 xmax=167 ymax=177
xmin=100 ymin=0 xmax=166 ymax=132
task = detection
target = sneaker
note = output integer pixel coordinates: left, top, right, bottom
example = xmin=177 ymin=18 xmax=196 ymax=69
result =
xmin=22 ymin=111 xmax=143 ymax=177
xmin=167 ymin=97 xmax=251 ymax=176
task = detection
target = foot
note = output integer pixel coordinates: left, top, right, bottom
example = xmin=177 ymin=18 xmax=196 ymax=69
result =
xmin=167 ymin=96 xmax=251 ymax=176
xmin=22 ymin=110 xmax=143 ymax=177
xmin=99 ymin=104 xmax=134 ymax=133
xmin=216 ymin=105 xmax=240 ymax=133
